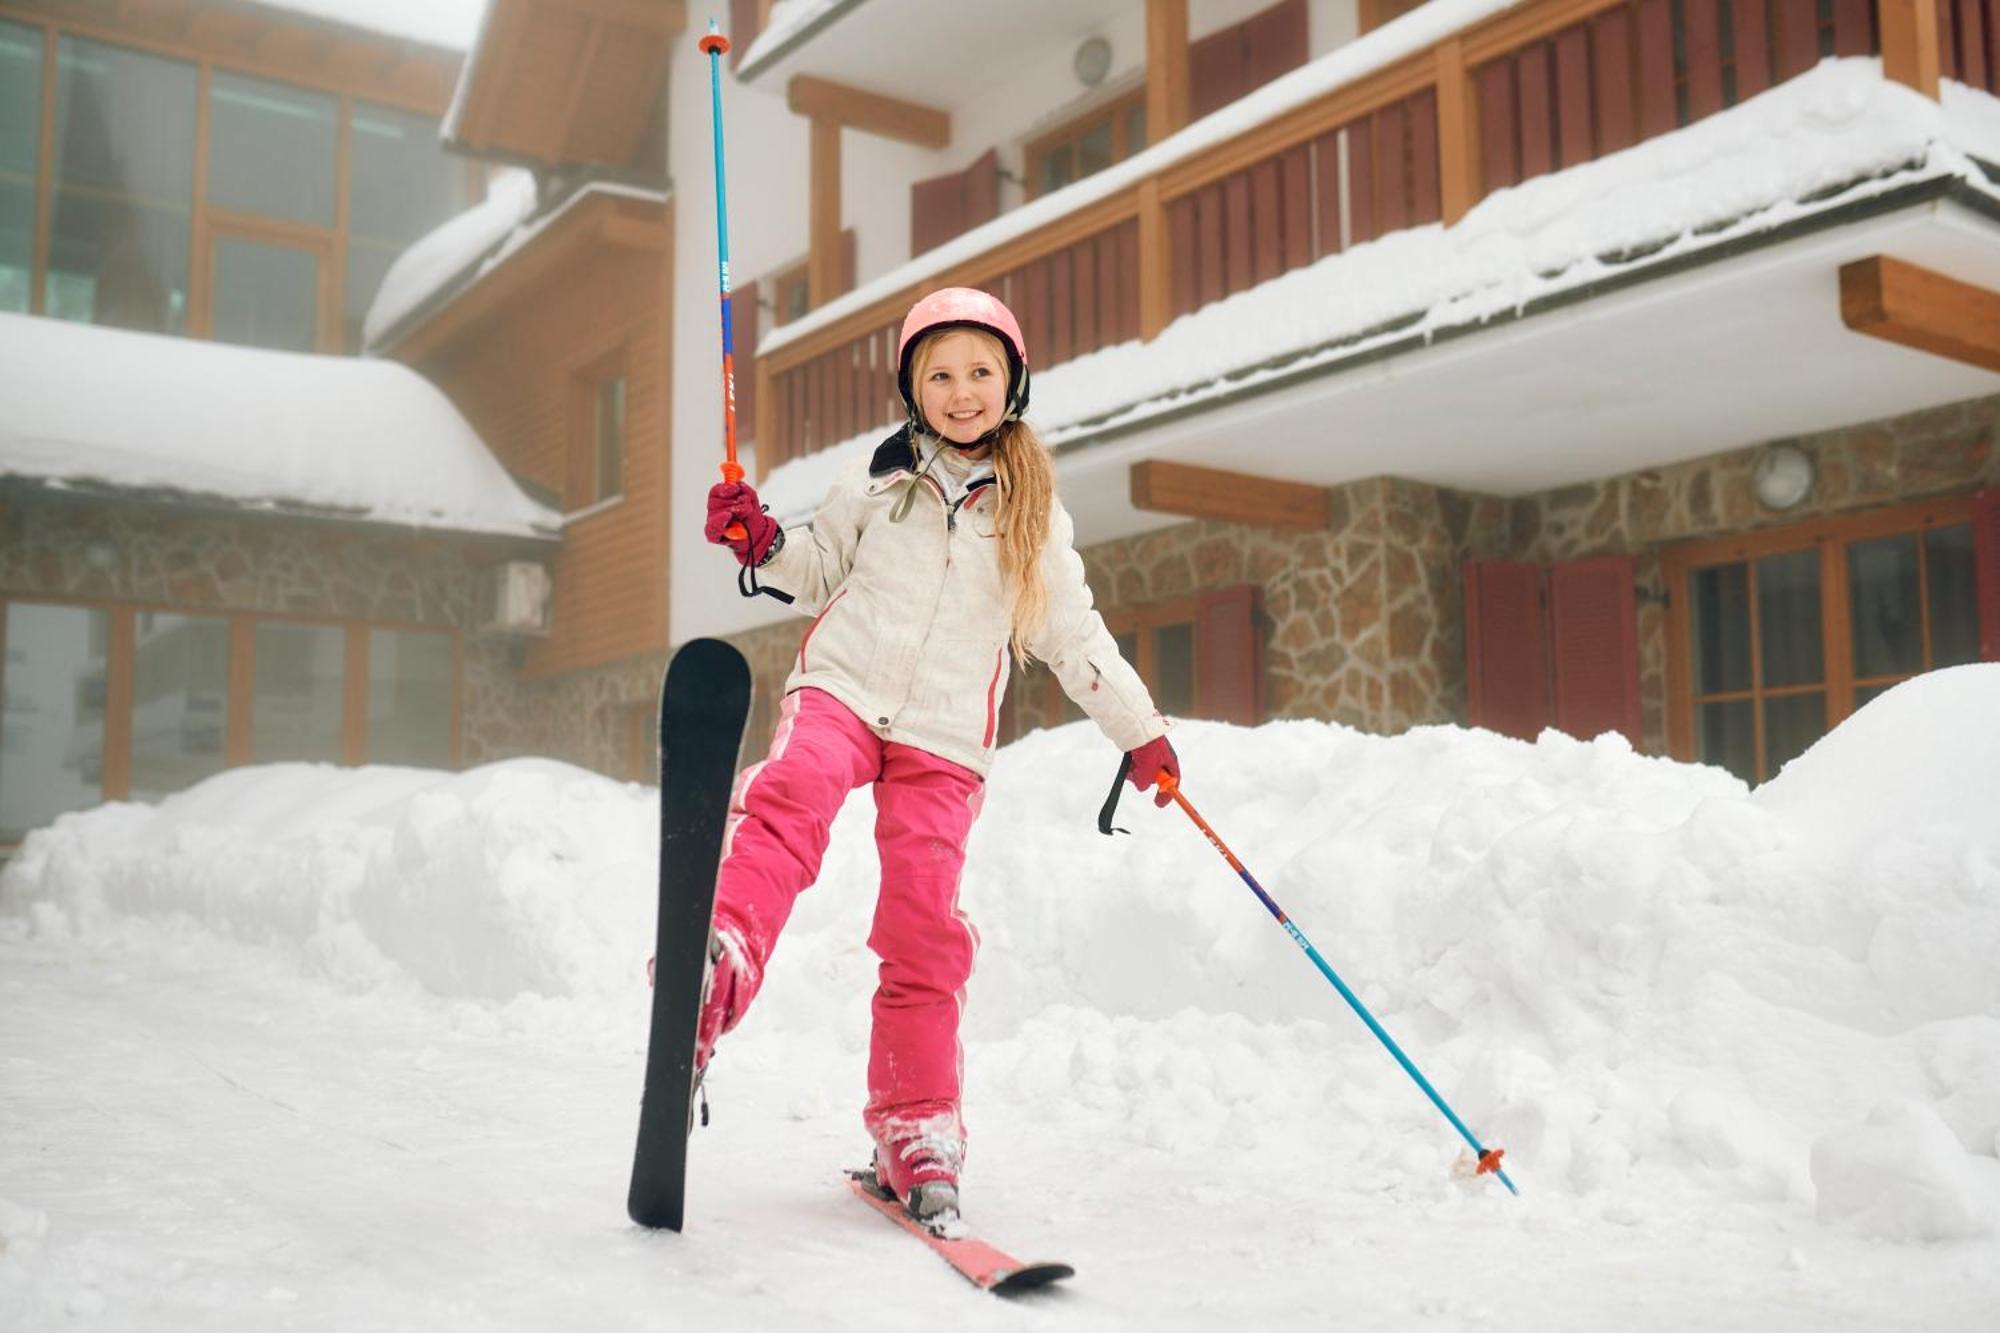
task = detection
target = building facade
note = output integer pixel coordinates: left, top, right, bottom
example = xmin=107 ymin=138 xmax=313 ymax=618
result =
xmin=5 ymin=0 xmax=1999 ymax=850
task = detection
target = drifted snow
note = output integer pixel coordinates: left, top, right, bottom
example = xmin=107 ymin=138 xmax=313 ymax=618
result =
xmin=3 ymin=667 xmax=1999 ymax=1327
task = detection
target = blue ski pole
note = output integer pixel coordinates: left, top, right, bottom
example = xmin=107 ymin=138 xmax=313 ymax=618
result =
xmin=1155 ymin=770 xmax=1518 ymax=1196
xmin=696 ymin=19 xmax=746 ymax=540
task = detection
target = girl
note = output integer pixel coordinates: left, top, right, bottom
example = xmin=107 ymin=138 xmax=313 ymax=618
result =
xmin=699 ymin=287 xmax=1179 ymax=1225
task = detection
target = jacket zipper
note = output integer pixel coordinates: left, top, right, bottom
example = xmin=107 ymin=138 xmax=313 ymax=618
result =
xmin=981 ymin=646 xmax=1004 ymax=748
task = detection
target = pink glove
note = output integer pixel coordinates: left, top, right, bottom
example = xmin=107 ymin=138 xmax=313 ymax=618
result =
xmin=705 ymin=482 xmax=780 ymax=567
xmin=1127 ymin=735 xmax=1180 ymax=808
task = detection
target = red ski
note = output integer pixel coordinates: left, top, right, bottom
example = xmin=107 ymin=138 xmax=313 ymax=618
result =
xmin=845 ymin=1170 xmax=1073 ymax=1294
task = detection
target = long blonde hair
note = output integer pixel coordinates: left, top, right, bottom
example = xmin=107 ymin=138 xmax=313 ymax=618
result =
xmin=910 ymin=329 xmax=1055 ymax=662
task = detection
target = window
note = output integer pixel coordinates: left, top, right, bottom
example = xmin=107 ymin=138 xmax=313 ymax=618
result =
xmin=1665 ymin=496 xmax=1990 ymax=783
xmin=1 ymin=604 xmax=108 ymax=841
xmin=0 ymin=600 xmax=465 ymax=841
xmin=1026 ymin=91 xmax=1145 ymax=200
xmin=129 ymin=612 xmax=230 ymax=801
xmin=208 ymin=70 xmax=336 ymax=227
xmin=251 ymin=621 xmax=345 ymax=763
xmin=209 ymin=233 xmax=323 ymax=351
xmin=0 ymin=20 xmax=40 ymax=314
xmin=345 ymin=101 xmax=467 ymax=351
xmin=367 ymin=629 xmax=453 ymax=767
xmin=570 ymin=356 xmax=627 ymax=511
xmin=46 ymin=36 xmax=197 ymax=333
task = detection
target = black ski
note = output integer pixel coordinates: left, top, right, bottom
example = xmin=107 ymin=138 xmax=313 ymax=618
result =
xmin=627 ymin=637 xmax=752 ymax=1231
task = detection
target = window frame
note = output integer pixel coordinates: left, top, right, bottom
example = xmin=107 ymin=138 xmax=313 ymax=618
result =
xmin=567 ymin=343 xmax=630 ymax=515
xmin=1662 ymin=493 xmax=1977 ymax=777
xmin=13 ymin=19 xmax=473 ymax=351
xmin=1023 ymin=87 xmax=1146 ymax=202
xmin=0 ymin=593 xmax=461 ymax=845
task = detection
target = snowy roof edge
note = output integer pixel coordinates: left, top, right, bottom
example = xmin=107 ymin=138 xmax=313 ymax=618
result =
xmin=366 ymin=180 xmax=670 ymax=357
xmin=734 ymin=0 xmax=870 ymax=84
xmin=0 ymin=470 xmax=561 ymax=544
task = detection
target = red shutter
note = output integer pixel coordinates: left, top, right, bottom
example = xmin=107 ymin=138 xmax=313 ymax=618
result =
xmin=1195 ymin=584 xmax=1264 ymax=725
xmin=1189 ymin=22 xmax=1246 ymax=119
xmin=1547 ymin=555 xmax=1642 ymax=746
xmin=1464 ymin=560 xmax=1548 ymax=741
xmin=910 ymin=149 xmax=999 ymax=257
xmin=1246 ymin=0 xmax=1309 ymax=87
xmin=1974 ymin=487 xmax=2000 ymax=662
xmin=961 ymin=148 xmax=1000 ymax=235
xmin=911 ymin=170 xmax=965 ymax=256
xmin=732 ymin=277 xmax=759 ymax=444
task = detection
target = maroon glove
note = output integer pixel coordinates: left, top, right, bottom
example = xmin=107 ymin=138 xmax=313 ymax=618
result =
xmin=705 ymin=481 xmax=780 ymax=567
xmin=1127 ymin=735 xmax=1180 ymax=808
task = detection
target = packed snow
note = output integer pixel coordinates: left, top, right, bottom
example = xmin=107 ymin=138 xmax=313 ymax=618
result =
xmin=0 ymin=313 xmax=557 ymax=539
xmin=4 ymin=666 xmax=1998 ymax=1328
xmin=756 ymin=59 xmax=2000 ymax=521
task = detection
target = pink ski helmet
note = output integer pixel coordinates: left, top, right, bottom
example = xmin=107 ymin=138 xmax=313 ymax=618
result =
xmin=896 ymin=287 xmax=1031 ymax=438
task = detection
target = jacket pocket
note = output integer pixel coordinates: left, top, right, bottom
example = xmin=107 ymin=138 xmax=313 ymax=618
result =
xmin=797 ymin=587 xmax=848 ymax=674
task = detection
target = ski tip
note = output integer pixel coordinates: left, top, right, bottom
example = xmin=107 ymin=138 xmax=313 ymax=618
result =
xmin=992 ymin=1262 xmax=1076 ymax=1295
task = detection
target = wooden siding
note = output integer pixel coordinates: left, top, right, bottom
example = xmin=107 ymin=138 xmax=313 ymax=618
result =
xmin=424 ymin=226 xmax=672 ymax=680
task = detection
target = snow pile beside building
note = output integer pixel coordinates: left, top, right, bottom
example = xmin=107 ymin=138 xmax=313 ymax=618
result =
xmin=5 ymin=666 xmax=1998 ymax=1238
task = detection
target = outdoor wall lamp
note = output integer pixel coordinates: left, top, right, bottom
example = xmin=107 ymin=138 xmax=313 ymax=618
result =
xmin=1751 ymin=442 xmax=1814 ymax=511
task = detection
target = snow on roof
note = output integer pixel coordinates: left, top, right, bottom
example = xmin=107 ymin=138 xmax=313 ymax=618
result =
xmin=363 ymin=168 xmax=538 ymax=350
xmin=363 ymin=173 xmax=668 ymax=353
xmin=0 ymin=313 xmax=558 ymax=540
xmin=759 ymin=60 xmax=2000 ymax=520
xmin=244 ymin=0 xmax=491 ymax=51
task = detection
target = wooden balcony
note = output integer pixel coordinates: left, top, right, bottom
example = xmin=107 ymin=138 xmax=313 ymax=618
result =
xmin=753 ymin=0 xmax=1997 ymax=476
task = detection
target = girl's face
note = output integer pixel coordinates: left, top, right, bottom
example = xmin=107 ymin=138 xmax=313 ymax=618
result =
xmin=917 ymin=331 xmax=1008 ymax=449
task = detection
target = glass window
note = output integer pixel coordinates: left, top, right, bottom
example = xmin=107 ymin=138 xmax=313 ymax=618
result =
xmin=207 ymin=70 xmax=336 ymax=226
xmin=2 ymin=604 xmax=107 ymax=840
xmin=1755 ymin=548 xmax=1822 ymax=688
xmin=596 ymin=376 xmax=626 ymax=501
xmin=252 ymin=622 xmax=344 ymax=763
xmin=47 ymin=37 xmax=195 ymax=333
xmin=1762 ymin=691 xmax=1825 ymax=778
xmin=1077 ymin=120 xmax=1115 ymax=179
xmin=1152 ymin=622 xmax=1195 ymax=717
xmin=1848 ymin=533 xmax=1923 ymax=680
xmin=1925 ymin=524 xmax=1979 ymax=669
xmin=0 ymin=21 xmax=40 ymax=314
xmin=1696 ymin=697 xmax=1754 ymax=783
xmin=345 ymin=101 xmax=461 ymax=349
xmin=366 ymin=629 xmax=452 ymax=768
xmin=211 ymin=235 xmax=318 ymax=351
xmin=129 ymin=612 xmax=229 ymax=801
xmin=1689 ymin=563 xmax=1751 ymax=694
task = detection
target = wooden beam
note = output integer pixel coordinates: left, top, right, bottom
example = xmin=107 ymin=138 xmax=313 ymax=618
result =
xmin=1130 ymin=460 xmax=1329 ymax=530
xmin=1146 ymin=0 xmax=1189 ymax=141
xmin=1878 ymin=0 xmax=1940 ymax=98
xmin=1840 ymin=256 xmax=2000 ymax=374
xmin=1435 ymin=37 xmax=1480 ymax=225
xmin=807 ymin=117 xmax=842 ymax=309
xmin=1136 ymin=177 xmax=1170 ymax=341
xmin=786 ymin=75 xmax=949 ymax=149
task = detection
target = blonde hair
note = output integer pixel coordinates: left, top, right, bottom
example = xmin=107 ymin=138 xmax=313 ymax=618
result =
xmin=910 ymin=328 xmax=1055 ymax=663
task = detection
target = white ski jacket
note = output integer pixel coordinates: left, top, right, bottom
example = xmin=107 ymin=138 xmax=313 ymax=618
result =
xmin=751 ymin=430 xmax=1166 ymax=776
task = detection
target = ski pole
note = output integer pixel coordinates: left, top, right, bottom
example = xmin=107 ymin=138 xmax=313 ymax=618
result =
xmin=697 ymin=19 xmax=746 ymax=542
xmin=1154 ymin=770 xmax=1518 ymax=1196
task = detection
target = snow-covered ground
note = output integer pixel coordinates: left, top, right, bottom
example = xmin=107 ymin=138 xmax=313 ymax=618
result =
xmin=4 ymin=667 xmax=1998 ymax=1329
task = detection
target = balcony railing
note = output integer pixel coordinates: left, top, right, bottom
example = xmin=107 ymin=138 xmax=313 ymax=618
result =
xmin=754 ymin=0 xmax=1989 ymax=475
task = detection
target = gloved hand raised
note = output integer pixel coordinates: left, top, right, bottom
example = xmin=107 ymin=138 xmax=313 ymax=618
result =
xmin=1126 ymin=734 xmax=1180 ymax=808
xmin=705 ymin=481 xmax=781 ymax=567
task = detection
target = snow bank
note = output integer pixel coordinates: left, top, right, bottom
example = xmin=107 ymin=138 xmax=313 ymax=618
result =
xmin=5 ymin=665 xmax=1998 ymax=1238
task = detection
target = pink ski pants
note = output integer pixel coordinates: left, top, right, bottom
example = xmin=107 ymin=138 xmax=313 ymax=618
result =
xmin=710 ymin=687 xmax=984 ymax=1148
